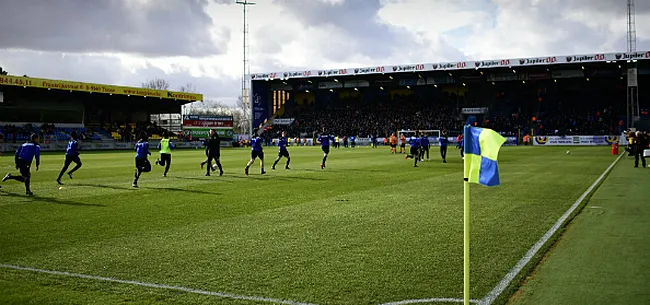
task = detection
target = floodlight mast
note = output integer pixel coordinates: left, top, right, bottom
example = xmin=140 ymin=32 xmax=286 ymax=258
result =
xmin=626 ymin=0 xmax=639 ymax=129
xmin=628 ymin=0 xmax=636 ymax=53
xmin=236 ymin=0 xmax=255 ymax=136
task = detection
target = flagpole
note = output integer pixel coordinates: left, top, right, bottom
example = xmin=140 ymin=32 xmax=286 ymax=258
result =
xmin=464 ymin=177 xmax=470 ymax=305
xmin=462 ymin=121 xmax=504 ymax=305
xmin=463 ymin=124 xmax=470 ymax=305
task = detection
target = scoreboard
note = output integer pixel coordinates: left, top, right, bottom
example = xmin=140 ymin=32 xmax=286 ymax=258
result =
xmin=182 ymin=115 xmax=234 ymax=139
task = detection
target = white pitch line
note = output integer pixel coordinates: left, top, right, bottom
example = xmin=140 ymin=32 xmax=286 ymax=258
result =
xmin=0 ymin=263 xmax=317 ymax=305
xmin=480 ymin=152 xmax=624 ymax=305
xmin=378 ymin=297 xmax=480 ymax=304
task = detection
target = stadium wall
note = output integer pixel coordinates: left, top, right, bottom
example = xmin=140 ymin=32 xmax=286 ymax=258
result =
xmin=532 ymin=135 xmax=622 ymax=146
xmin=268 ymin=136 xmax=520 ymax=146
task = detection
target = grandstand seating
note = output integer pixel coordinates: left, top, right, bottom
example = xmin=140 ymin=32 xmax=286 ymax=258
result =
xmin=105 ymin=122 xmax=172 ymax=141
xmin=91 ymin=128 xmax=115 ymax=141
xmin=271 ymin=79 xmax=637 ymax=138
xmin=0 ymin=122 xmax=182 ymax=144
xmin=0 ymin=125 xmax=103 ymax=142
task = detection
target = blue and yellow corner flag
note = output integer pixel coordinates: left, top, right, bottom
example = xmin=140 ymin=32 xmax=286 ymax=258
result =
xmin=463 ymin=125 xmax=506 ymax=187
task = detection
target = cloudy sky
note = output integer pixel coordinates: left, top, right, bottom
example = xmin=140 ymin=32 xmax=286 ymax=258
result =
xmin=1 ymin=0 xmax=649 ymax=105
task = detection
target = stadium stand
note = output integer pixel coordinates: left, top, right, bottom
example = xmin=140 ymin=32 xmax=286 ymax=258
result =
xmin=0 ymin=122 xmax=175 ymax=143
xmin=1 ymin=124 xmax=102 ymax=143
xmin=0 ymin=74 xmax=201 ymax=150
xmin=252 ymin=50 xmax=650 ymax=142
xmin=271 ymin=77 xmax=632 ymax=138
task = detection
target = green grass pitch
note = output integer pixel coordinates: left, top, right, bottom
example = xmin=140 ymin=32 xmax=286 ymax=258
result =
xmin=0 ymin=146 xmax=617 ymax=305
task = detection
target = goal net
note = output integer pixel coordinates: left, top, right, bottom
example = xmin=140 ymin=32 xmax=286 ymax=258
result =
xmin=398 ymin=129 xmax=442 ymax=145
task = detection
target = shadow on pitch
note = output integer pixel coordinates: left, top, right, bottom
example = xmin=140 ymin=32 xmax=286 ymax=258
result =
xmin=274 ymin=175 xmax=325 ymax=181
xmin=301 ymin=168 xmax=327 ymax=173
xmin=149 ymin=187 xmax=219 ymax=196
xmin=75 ymin=183 xmax=219 ymax=196
xmin=227 ymin=175 xmax=326 ymax=181
xmin=75 ymin=183 xmax=137 ymax=191
xmin=176 ymin=174 xmax=325 ymax=181
xmin=0 ymin=191 xmax=105 ymax=207
xmin=173 ymin=176 xmax=233 ymax=183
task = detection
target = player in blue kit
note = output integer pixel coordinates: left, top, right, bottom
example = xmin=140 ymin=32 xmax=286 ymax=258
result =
xmin=245 ymin=132 xmax=266 ymax=175
xmin=404 ymin=133 xmax=421 ymax=167
xmin=132 ymin=133 xmax=152 ymax=187
xmin=57 ymin=131 xmax=82 ymax=185
xmin=272 ymin=131 xmax=291 ymax=170
xmin=318 ymin=129 xmax=334 ymax=169
xmin=2 ymin=133 xmax=40 ymax=195
xmin=419 ymin=133 xmax=430 ymax=161
xmin=349 ymin=135 xmax=357 ymax=150
xmin=439 ymin=130 xmax=449 ymax=163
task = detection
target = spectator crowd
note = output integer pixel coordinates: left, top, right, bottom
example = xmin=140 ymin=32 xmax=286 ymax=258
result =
xmin=270 ymin=88 xmax=630 ymax=139
xmin=103 ymin=121 xmax=169 ymax=142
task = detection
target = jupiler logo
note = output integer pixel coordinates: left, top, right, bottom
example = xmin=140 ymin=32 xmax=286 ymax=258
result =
xmin=320 ymin=70 xmax=340 ymax=76
xmin=475 ymin=60 xmax=499 ymax=68
xmin=520 ymin=57 xmax=557 ymax=65
xmin=616 ymin=52 xmax=648 ymax=60
xmin=439 ymin=63 xmax=455 ymax=69
xmin=566 ymin=55 xmax=598 ymax=62
xmin=286 ymin=71 xmax=303 ymax=77
xmin=393 ymin=65 xmax=417 ymax=72
xmin=357 ymin=67 xmax=377 ymax=74
xmin=252 ymin=73 xmax=270 ymax=79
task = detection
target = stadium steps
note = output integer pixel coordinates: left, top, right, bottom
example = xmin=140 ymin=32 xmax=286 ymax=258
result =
xmin=91 ymin=128 xmax=116 ymax=142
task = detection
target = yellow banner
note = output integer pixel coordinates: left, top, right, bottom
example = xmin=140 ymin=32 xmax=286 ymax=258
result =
xmin=0 ymin=75 xmax=202 ymax=102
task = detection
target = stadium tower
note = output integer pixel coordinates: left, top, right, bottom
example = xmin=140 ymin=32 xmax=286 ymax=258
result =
xmin=627 ymin=0 xmax=640 ymax=129
xmin=236 ymin=0 xmax=255 ymax=136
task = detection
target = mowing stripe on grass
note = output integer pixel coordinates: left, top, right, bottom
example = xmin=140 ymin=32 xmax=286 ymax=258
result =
xmin=479 ymin=152 xmax=624 ymax=305
xmin=0 ymin=263 xmax=317 ymax=305
xmin=378 ymin=297 xmax=480 ymax=304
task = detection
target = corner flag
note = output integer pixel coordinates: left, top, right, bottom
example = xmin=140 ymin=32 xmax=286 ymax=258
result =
xmin=463 ymin=125 xmax=506 ymax=305
xmin=464 ymin=125 xmax=506 ymax=187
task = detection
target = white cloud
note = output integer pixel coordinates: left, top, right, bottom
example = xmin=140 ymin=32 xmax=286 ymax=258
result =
xmin=378 ymin=0 xmax=491 ymax=40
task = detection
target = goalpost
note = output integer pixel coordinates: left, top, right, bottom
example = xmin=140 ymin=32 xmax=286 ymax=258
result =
xmin=398 ymin=129 xmax=442 ymax=145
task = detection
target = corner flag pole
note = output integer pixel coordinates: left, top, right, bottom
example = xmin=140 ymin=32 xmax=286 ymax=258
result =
xmin=464 ymin=176 xmax=470 ymax=305
xmin=462 ymin=119 xmax=504 ymax=305
xmin=463 ymin=124 xmax=470 ymax=305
